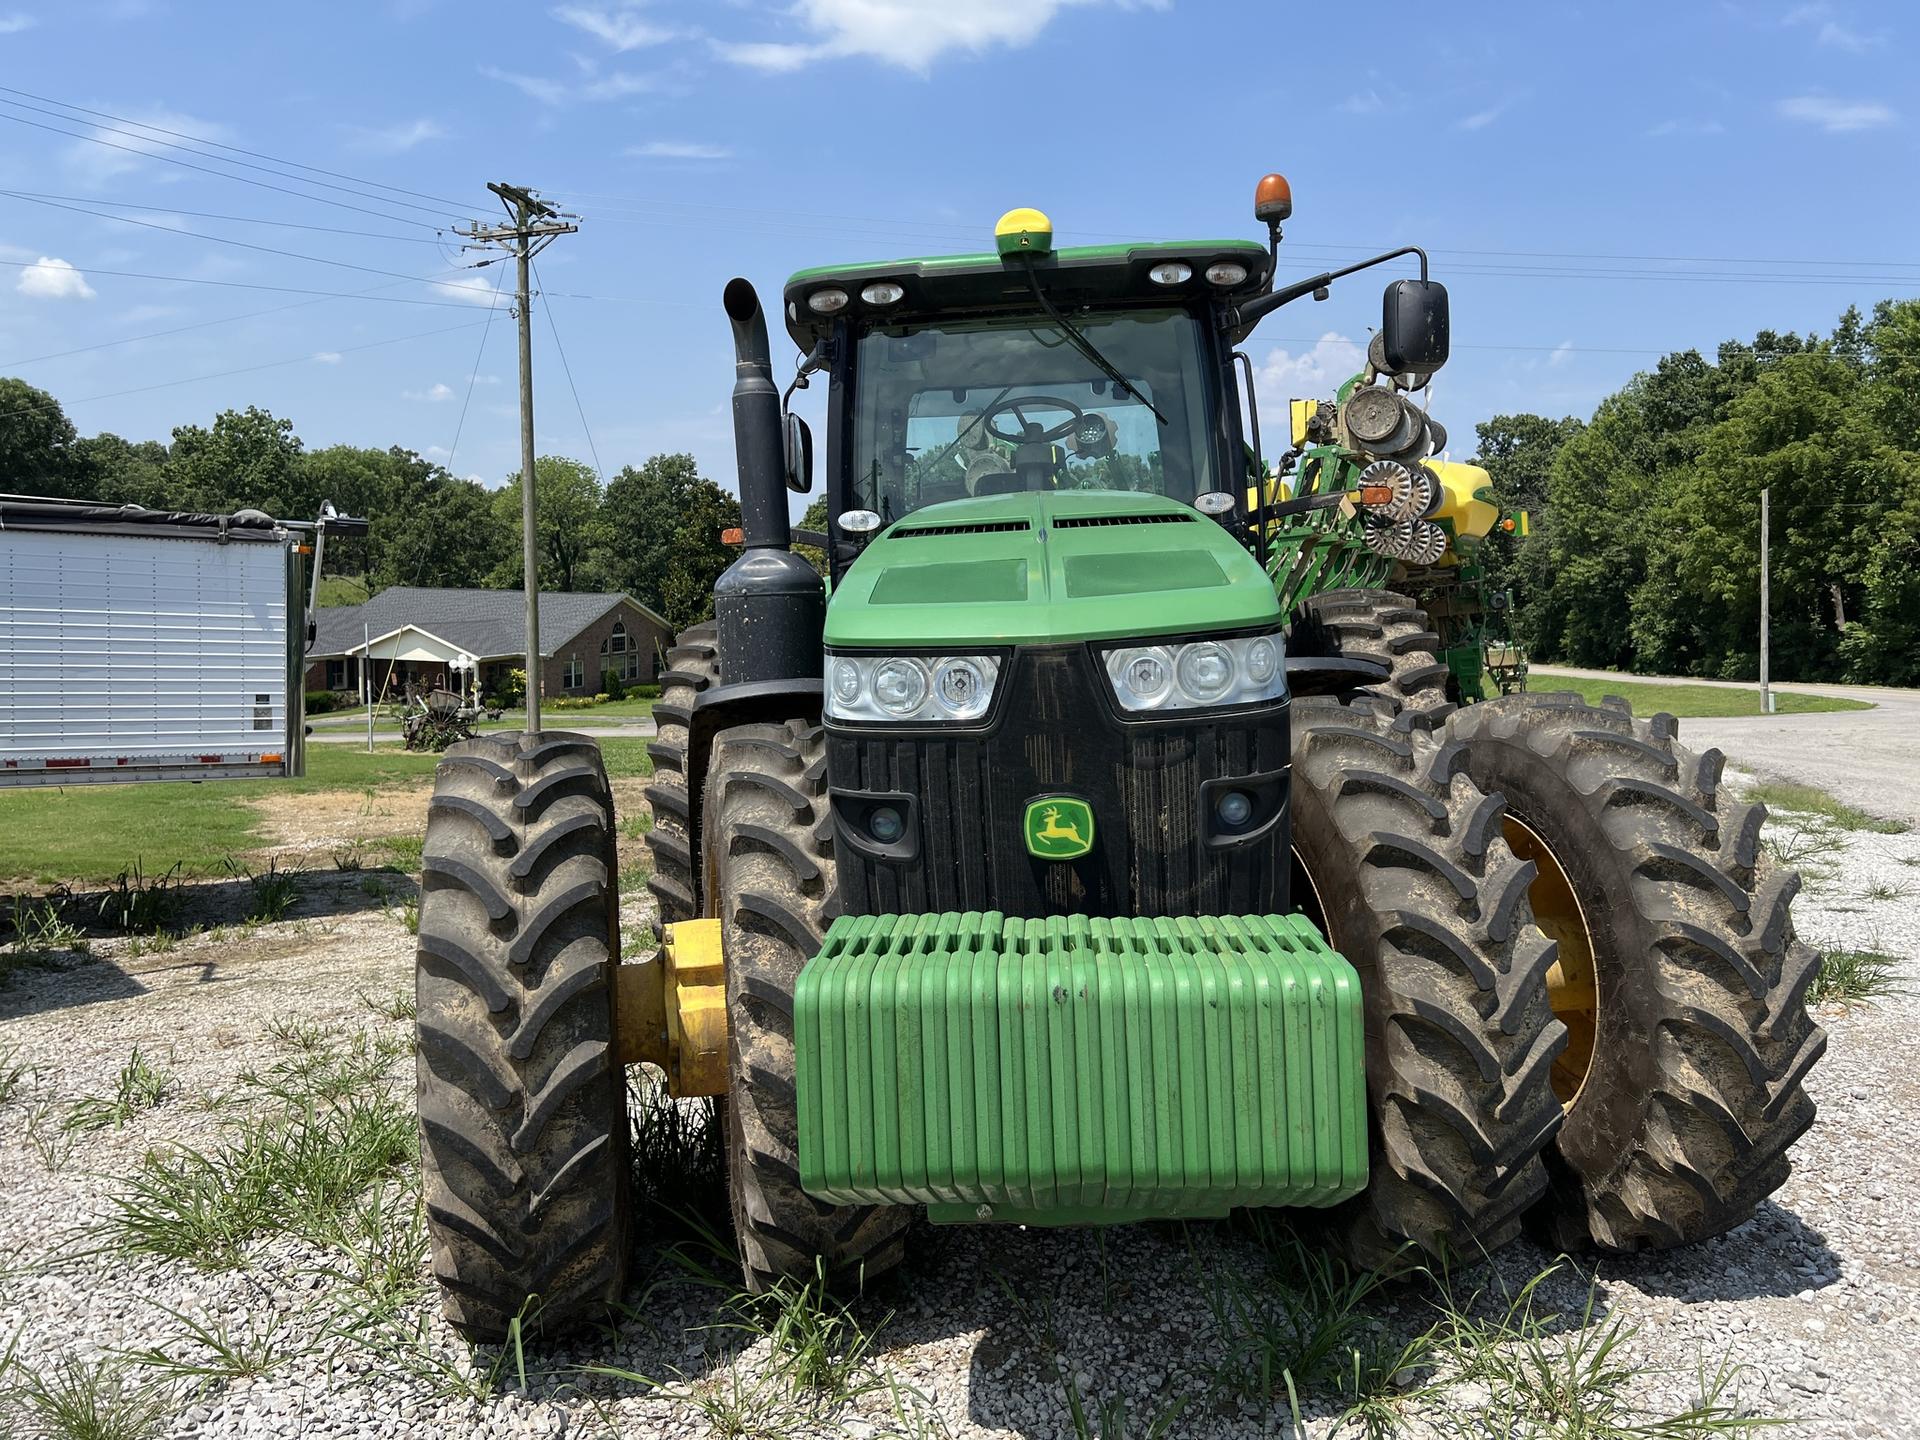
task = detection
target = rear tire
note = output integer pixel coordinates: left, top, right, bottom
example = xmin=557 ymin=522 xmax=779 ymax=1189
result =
xmin=644 ymin=623 xmax=718 ymax=928
xmin=415 ymin=731 xmax=630 ymax=1340
xmin=1290 ymin=698 xmax=1566 ymax=1266
xmin=705 ymin=720 xmax=911 ymax=1293
xmin=1443 ymin=694 xmax=1825 ymax=1252
xmin=1292 ymin=588 xmax=1453 ymax=716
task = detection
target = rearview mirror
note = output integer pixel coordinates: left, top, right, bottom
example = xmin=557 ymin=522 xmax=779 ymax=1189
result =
xmin=1381 ymin=279 xmax=1450 ymax=373
xmin=784 ymin=413 xmax=814 ymax=494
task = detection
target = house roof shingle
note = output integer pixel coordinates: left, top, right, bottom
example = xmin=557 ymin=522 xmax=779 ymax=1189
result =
xmin=311 ymin=588 xmax=665 ymax=660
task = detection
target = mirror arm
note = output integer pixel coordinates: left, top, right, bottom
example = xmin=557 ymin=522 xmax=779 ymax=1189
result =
xmin=1232 ymin=245 xmax=1430 ymax=335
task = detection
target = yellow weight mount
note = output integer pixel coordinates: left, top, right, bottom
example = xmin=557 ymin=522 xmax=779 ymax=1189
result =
xmin=616 ymin=919 xmax=729 ymax=1096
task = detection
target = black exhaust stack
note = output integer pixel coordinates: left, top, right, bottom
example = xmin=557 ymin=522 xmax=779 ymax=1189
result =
xmin=713 ymin=278 xmax=824 ymax=687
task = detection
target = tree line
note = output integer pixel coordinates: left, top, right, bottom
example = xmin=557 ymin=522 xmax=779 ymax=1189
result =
xmin=0 ymin=378 xmax=742 ymax=634
xmin=1470 ymin=299 xmax=1920 ymax=687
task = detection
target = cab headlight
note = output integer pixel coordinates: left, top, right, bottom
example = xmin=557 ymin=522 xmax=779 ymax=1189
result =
xmin=824 ymin=653 xmax=1001 ymax=723
xmin=1103 ymin=634 xmax=1286 ymax=712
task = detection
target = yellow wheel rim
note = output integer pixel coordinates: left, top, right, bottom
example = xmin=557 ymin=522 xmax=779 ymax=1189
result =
xmin=1502 ymin=815 xmax=1599 ymax=1108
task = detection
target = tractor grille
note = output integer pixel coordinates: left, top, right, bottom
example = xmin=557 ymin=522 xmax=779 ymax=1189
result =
xmin=826 ymin=644 xmax=1290 ymax=918
xmin=1051 ymin=512 xmax=1196 ymax=529
xmin=889 ymin=519 xmax=1031 ymax=538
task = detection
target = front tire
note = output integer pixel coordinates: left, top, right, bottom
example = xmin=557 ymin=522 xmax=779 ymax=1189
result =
xmin=1443 ymin=694 xmax=1825 ymax=1252
xmin=644 ymin=623 xmax=719 ymax=928
xmin=415 ymin=732 xmax=631 ymax=1340
xmin=1290 ymin=698 xmax=1566 ymax=1266
xmin=1292 ymin=588 xmax=1453 ymax=716
xmin=705 ymin=720 xmax=911 ymax=1293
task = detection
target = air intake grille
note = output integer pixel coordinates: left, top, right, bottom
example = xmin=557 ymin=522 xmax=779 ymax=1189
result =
xmin=891 ymin=519 xmax=1031 ymax=538
xmin=1052 ymin=512 xmax=1196 ymax=529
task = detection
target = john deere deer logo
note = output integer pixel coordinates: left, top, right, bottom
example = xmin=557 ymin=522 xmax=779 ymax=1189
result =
xmin=1024 ymin=797 xmax=1095 ymax=859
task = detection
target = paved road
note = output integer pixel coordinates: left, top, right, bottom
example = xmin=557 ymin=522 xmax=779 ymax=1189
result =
xmin=1532 ymin=666 xmax=1920 ymax=828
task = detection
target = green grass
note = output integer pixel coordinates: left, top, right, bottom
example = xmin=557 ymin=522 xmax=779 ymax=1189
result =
xmin=1808 ymin=949 xmax=1902 ymax=1006
xmin=1523 ymin=675 xmax=1872 ymax=718
xmin=0 ymin=739 xmax=653 ymax=885
xmin=1744 ymin=780 xmax=1910 ymax=834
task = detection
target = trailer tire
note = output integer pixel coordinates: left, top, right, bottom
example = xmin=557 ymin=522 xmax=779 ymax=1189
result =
xmin=706 ymin=720 xmax=911 ymax=1293
xmin=1293 ymin=588 xmax=1453 ymax=717
xmin=1444 ymin=694 xmax=1824 ymax=1252
xmin=645 ymin=624 xmax=719 ymax=928
xmin=1290 ymin=698 xmax=1566 ymax=1267
xmin=415 ymin=731 xmax=630 ymax=1340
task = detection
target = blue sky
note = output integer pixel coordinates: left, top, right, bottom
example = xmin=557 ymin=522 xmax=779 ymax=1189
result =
xmin=0 ymin=0 xmax=1913 ymax=507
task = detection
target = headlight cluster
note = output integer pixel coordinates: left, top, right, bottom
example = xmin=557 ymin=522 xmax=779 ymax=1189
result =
xmin=1103 ymin=634 xmax=1285 ymax=712
xmin=825 ymin=654 xmax=1001 ymax=723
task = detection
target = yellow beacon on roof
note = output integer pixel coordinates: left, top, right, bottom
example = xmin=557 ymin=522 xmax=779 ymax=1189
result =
xmin=995 ymin=207 xmax=1054 ymax=257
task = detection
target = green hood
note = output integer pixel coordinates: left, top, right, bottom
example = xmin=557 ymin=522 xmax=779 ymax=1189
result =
xmin=823 ymin=490 xmax=1281 ymax=648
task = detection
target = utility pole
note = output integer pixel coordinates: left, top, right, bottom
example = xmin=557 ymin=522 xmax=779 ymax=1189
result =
xmin=1759 ymin=487 xmax=1773 ymax=716
xmin=458 ymin=184 xmax=578 ymax=734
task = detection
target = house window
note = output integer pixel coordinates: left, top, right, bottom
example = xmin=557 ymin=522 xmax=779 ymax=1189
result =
xmin=600 ymin=620 xmax=642 ymax=682
xmin=563 ymin=655 xmax=585 ymax=691
xmin=325 ymin=660 xmax=347 ymax=690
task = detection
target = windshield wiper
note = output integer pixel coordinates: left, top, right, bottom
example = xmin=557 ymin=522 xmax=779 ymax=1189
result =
xmin=1020 ymin=255 xmax=1169 ymax=426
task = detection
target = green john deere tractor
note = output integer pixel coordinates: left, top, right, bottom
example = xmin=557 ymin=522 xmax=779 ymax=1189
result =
xmin=413 ymin=177 xmax=1824 ymax=1338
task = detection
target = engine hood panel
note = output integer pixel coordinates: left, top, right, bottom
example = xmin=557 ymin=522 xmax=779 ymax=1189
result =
xmin=824 ymin=491 xmax=1281 ymax=648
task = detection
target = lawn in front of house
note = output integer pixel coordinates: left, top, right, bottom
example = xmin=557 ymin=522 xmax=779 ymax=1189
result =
xmin=1515 ymin=675 xmax=1872 ymax=718
xmin=0 ymin=738 xmax=654 ymax=887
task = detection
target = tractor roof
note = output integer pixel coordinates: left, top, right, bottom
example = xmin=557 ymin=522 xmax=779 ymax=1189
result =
xmin=781 ymin=238 xmax=1271 ymax=350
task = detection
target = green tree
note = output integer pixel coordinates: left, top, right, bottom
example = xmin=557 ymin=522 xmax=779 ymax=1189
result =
xmin=597 ymin=452 xmax=742 ymax=631
xmin=71 ymin=432 xmax=171 ymax=507
xmin=0 ymin=376 xmax=81 ymax=495
xmin=168 ymin=406 xmax=303 ymax=514
xmin=489 ymin=456 xmax=605 ymax=592
xmin=370 ymin=458 xmax=512 ymax=591
xmin=1470 ymin=413 xmax=1582 ymax=639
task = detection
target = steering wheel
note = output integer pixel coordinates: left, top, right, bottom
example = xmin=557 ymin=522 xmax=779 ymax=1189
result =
xmin=982 ymin=394 xmax=1091 ymax=446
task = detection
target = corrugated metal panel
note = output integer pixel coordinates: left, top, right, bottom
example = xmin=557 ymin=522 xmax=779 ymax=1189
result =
xmin=0 ymin=527 xmax=293 ymax=783
xmin=795 ymin=912 xmax=1367 ymax=1222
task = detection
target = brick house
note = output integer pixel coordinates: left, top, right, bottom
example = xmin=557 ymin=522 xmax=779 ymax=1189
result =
xmin=307 ymin=588 xmax=675 ymax=702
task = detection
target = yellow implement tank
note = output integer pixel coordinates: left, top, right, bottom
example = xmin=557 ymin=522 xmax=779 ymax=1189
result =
xmin=1426 ymin=459 xmax=1497 ymax=563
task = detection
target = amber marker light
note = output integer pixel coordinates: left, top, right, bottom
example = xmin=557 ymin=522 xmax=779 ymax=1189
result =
xmin=1254 ymin=173 xmax=1293 ymax=224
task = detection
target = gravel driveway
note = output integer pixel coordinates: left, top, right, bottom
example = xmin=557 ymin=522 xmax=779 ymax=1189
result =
xmin=1 ymin=761 xmax=1916 ymax=1437
xmin=1531 ymin=667 xmax=1920 ymax=829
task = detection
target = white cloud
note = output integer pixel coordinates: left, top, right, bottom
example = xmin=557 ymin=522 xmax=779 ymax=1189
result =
xmin=1455 ymin=105 xmax=1504 ymax=132
xmin=1547 ymin=340 xmax=1574 ymax=368
xmin=424 ymin=444 xmax=451 ymax=458
xmin=0 ymin=12 xmax=35 ymax=34
xmin=716 ymin=0 xmax=1165 ymax=74
xmin=1783 ymin=3 xmax=1882 ymax=52
xmin=470 ymin=372 xmax=501 ymax=385
xmin=430 ymin=273 xmax=505 ymax=306
xmin=17 ymin=256 xmax=95 ymax=300
xmin=1337 ymin=89 xmax=1386 ymax=117
xmin=404 ymin=382 xmax=456 ymax=402
xmin=314 ymin=351 xmax=343 ymax=364
xmin=627 ymin=139 xmax=732 ymax=160
xmin=348 ymin=118 xmax=447 ymax=153
xmin=62 ymin=107 xmax=229 ymax=186
xmin=1644 ymin=117 xmax=1726 ymax=138
xmin=1251 ymin=332 xmax=1366 ymax=413
xmin=480 ymin=61 xmax=660 ymax=103
xmin=1778 ymin=94 xmax=1896 ymax=133
xmin=553 ymin=3 xmax=674 ymax=50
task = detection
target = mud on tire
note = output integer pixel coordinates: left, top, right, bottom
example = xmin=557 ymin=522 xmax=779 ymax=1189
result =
xmin=705 ymin=720 xmax=910 ymax=1293
xmin=415 ymin=731 xmax=630 ymax=1340
xmin=1444 ymin=693 xmax=1825 ymax=1252
xmin=1290 ymin=697 xmax=1566 ymax=1266
xmin=1292 ymin=587 xmax=1454 ymax=716
xmin=644 ymin=622 xmax=718 ymax=927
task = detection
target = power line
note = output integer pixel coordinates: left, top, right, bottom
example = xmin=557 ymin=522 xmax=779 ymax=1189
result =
xmin=533 ymin=258 xmax=604 ymax=484
xmin=0 ymin=94 xmax=468 ymax=225
xmin=0 ymin=84 xmax=474 ymax=214
xmin=446 ymin=268 xmax=507 ymax=475
xmin=0 ymin=189 xmax=448 ymax=245
xmin=0 ymin=318 xmax=494 ymax=422
xmin=0 ymin=108 xmax=453 ymax=232
xmin=0 ymin=190 xmax=505 ymax=297
xmin=0 ymin=255 xmax=496 ymax=308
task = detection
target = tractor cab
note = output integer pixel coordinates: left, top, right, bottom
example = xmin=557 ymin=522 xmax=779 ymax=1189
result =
xmin=780 ymin=213 xmax=1275 ymax=567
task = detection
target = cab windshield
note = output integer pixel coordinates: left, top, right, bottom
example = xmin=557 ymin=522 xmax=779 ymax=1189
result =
xmin=849 ymin=308 xmax=1216 ymax=523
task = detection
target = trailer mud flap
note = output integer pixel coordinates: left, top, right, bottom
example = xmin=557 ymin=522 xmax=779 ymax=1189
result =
xmin=794 ymin=912 xmax=1368 ymax=1225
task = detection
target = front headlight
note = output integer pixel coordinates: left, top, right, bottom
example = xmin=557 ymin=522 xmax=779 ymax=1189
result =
xmin=825 ymin=653 xmax=1001 ymax=723
xmin=1103 ymin=633 xmax=1285 ymax=713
